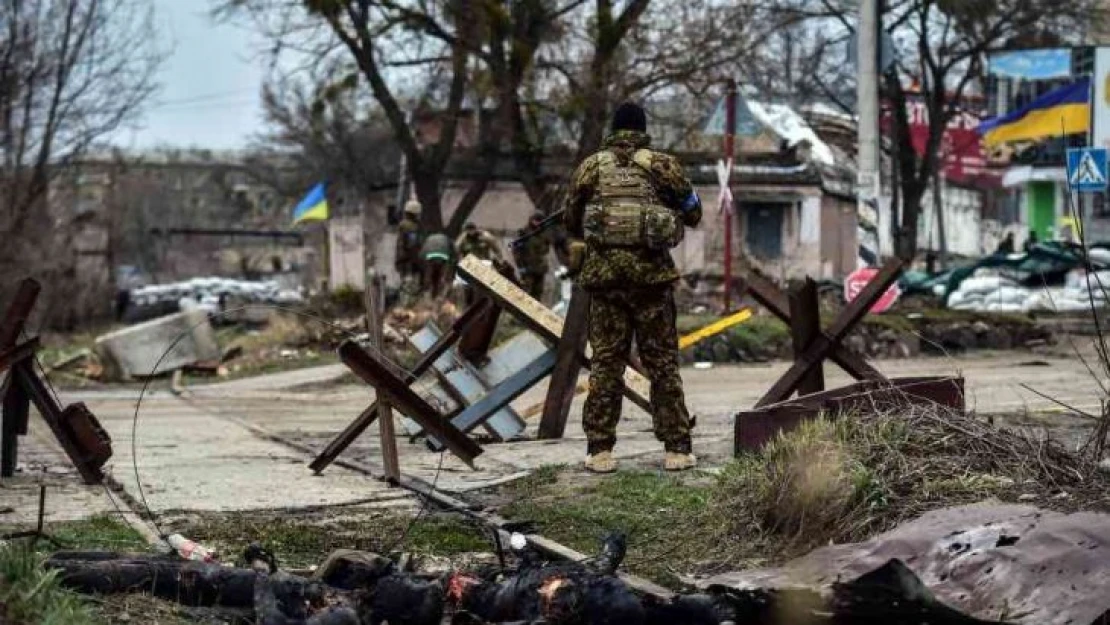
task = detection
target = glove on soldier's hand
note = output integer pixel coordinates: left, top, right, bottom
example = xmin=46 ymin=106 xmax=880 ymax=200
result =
xmin=567 ymin=240 xmax=586 ymax=278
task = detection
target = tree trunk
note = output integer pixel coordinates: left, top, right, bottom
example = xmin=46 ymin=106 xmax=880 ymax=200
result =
xmin=933 ymin=172 xmax=947 ymax=270
xmin=897 ymin=181 xmax=926 ymax=262
xmin=412 ymin=170 xmax=444 ymax=232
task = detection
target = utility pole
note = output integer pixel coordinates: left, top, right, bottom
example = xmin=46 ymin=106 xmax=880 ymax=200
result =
xmin=724 ymin=79 xmax=737 ymax=311
xmin=857 ymin=0 xmax=881 ymax=264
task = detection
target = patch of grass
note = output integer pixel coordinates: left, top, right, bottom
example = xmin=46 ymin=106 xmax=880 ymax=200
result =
xmin=0 ymin=542 xmax=102 ymax=624
xmin=499 ymin=468 xmax=713 ymax=586
xmin=172 ymin=510 xmax=491 ymax=569
xmin=45 ymin=514 xmax=150 ymax=553
xmin=710 ymin=418 xmax=894 ymax=558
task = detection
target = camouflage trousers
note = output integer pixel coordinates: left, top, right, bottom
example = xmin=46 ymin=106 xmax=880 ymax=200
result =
xmin=520 ymin=271 xmax=545 ymax=302
xmin=583 ymin=286 xmax=692 ymax=454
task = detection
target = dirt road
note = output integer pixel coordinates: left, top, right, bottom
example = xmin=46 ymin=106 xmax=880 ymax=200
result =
xmin=4 ymin=351 xmax=1105 ymax=524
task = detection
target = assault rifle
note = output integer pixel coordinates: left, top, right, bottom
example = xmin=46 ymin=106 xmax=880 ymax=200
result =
xmin=509 ymin=209 xmax=565 ymax=250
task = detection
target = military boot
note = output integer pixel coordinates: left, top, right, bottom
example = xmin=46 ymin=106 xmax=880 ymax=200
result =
xmin=585 ymin=451 xmax=617 ymax=474
xmin=664 ymin=452 xmax=697 ymax=472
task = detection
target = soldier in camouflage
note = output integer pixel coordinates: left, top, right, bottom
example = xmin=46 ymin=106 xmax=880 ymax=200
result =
xmin=455 ymin=222 xmax=503 ymax=262
xmin=420 ymin=231 xmax=455 ymax=300
xmin=513 ymin=211 xmax=555 ymax=302
xmin=563 ymin=102 xmax=702 ymax=473
xmin=395 ymin=200 xmax=424 ymax=304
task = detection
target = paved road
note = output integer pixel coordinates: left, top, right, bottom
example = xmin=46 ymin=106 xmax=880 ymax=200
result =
xmin=5 ymin=351 xmax=1104 ymax=521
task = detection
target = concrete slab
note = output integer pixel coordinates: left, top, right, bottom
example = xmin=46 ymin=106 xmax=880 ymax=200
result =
xmin=95 ymin=310 xmax=220 ymax=379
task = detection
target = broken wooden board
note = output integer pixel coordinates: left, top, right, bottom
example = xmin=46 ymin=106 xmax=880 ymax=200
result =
xmin=405 ymin=323 xmax=527 ymax=441
xmin=456 ymin=255 xmax=651 ymax=409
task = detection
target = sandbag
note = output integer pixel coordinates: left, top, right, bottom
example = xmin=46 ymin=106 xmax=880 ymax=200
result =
xmin=1088 ymin=248 xmax=1110 ymax=267
xmin=982 ymin=286 xmax=1030 ymax=306
xmin=958 ymin=276 xmax=1017 ymax=296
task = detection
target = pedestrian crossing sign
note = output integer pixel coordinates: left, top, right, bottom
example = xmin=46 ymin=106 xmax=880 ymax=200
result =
xmin=1066 ymin=147 xmax=1108 ymax=192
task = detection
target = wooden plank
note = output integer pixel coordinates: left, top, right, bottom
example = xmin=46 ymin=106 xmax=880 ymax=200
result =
xmin=677 ymin=309 xmax=752 ymax=350
xmin=367 ymin=277 xmax=400 ymax=483
xmin=308 ymin=300 xmax=489 ymax=474
xmin=789 ymin=278 xmax=824 ymax=397
xmin=755 ymin=261 xmax=903 ymax=407
xmin=743 ymin=271 xmax=884 ymax=381
xmin=1 ymin=379 xmax=28 ymax=477
xmin=539 ymin=286 xmax=590 ymax=439
xmin=457 ymin=296 xmax=501 ymax=364
xmin=0 ymin=279 xmax=41 ymax=349
xmin=13 ymin=363 xmax=103 ymax=484
xmin=338 ymin=341 xmax=482 ymax=467
xmin=456 ymin=255 xmax=651 ymax=411
xmin=426 ymin=349 xmax=557 ymax=452
xmin=0 ymin=338 xmax=39 ymax=374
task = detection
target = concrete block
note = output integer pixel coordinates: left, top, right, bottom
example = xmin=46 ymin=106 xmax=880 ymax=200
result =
xmin=95 ymin=310 xmax=219 ymax=380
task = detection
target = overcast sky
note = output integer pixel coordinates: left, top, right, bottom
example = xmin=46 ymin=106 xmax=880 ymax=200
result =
xmin=111 ymin=0 xmax=268 ymax=151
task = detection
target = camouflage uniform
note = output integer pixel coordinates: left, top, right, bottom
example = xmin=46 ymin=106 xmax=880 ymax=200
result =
xmin=563 ymin=129 xmax=703 ymax=455
xmin=455 ymin=228 xmax=503 ymax=307
xmin=396 ymin=217 xmax=423 ymax=304
xmin=420 ymin=232 xmax=455 ymax=299
xmin=512 ymin=224 xmax=552 ymax=301
xmin=455 ymin=229 xmax=503 ymax=262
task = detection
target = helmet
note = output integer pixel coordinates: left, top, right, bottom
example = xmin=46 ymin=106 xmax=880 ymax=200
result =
xmin=404 ymin=200 xmax=422 ymax=216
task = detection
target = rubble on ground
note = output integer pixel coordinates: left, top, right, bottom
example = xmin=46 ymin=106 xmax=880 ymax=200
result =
xmin=94 ymin=309 xmax=220 ymax=380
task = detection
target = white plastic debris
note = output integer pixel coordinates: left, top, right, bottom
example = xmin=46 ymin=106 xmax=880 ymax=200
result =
xmin=509 ymin=532 xmax=528 ymax=551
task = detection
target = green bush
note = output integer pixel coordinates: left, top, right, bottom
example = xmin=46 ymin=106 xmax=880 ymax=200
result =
xmin=0 ymin=542 xmax=100 ymax=625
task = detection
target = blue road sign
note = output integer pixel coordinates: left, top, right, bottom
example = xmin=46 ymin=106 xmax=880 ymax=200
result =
xmin=1067 ymin=147 xmax=1109 ymax=192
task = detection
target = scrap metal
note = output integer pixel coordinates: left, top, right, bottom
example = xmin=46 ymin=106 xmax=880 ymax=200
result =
xmin=1 ymin=278 xmax=111 ymax=483
xmin=735 ymin=376 xmax=965 ymax=453
xmin=697 ymin=502 xmax=1110 ymax=625
xmin=308 ymin=299 xmax=491 ymax=474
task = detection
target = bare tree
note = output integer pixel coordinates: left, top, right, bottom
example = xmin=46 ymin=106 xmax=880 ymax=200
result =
xmin=0 ymin=0 xmax=163 ymax=327
xmin=771 ymin=0 xmax=1106 ymax=262
xmin=507 ymin=0 xmax=766 ymax=212
xmin=244 ymin=75 xmax=402 ymax=203
xmin=215 ymin=0 xmax=495 ymax=235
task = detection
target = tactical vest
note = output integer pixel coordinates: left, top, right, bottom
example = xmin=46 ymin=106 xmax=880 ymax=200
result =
xmin=583 ymin=149 xmax=684 ymax=250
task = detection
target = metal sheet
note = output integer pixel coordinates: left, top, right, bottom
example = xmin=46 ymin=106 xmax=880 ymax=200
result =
xmin=698 ymin=502 xmax=1110 ymax=625
xmin=426 ymin=349 xmax=556 ymax=452
xmin=406 ymin=324 xmax=527 ymax=441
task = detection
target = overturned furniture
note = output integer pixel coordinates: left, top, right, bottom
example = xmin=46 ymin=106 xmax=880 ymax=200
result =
xmin=734 ymin=263 xmax=965 ymax=453
xmin=310 ymin=255 xmax=654 ymax=474
xmin=1 ymin=279 xmax=112 ymax=483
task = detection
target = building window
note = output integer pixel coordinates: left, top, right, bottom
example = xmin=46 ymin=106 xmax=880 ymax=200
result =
xmin=1094 ymin=193 xmax=1110 ymax=218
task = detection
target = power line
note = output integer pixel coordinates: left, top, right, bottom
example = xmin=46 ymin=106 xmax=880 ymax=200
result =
xmin=150 ymin=89 xmax=258 ymax=107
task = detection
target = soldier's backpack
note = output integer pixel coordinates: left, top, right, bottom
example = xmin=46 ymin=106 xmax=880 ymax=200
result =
xmin=583 ymin=149 xmax=684 ymax=250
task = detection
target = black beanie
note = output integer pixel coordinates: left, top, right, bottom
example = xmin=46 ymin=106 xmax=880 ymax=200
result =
xmin=611 ymin=102 xmax=647 ymax=132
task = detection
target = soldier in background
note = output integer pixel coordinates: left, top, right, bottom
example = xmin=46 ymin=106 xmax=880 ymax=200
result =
xmin=455 ymin=222 xmax=503 ymax=262
xmin=513 ymin=211 xmax=557 ymax=302
xmin=563 ymin=101 xmax=702 ymax=474
xmin=396 ymin=200 xmax=424 ymax=304
xmin=455 ymin=222 xmax=505 ymax=307
xmin=419 ymin=231 xmax=455 ymax=300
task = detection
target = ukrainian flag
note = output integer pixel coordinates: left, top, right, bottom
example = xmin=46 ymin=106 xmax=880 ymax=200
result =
xmin=978 ymin=77 xmax=1090 ymax=147
xmin=292 ymin=182 xmax=329 ymax=224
